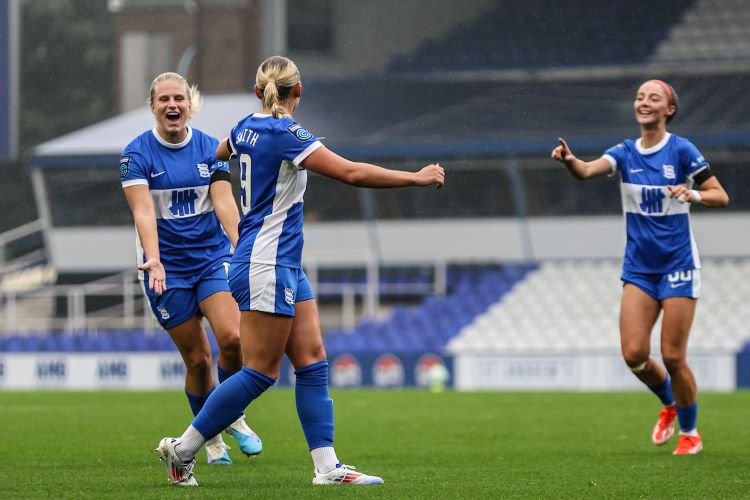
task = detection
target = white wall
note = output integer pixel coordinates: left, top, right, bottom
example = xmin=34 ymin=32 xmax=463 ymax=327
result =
xmin=48 ymin=213 xmax=750 ymax=272
xmin=452 ymin=350 xmax=737 ymax=391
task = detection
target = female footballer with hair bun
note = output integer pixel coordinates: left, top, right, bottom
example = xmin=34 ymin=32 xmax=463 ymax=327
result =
xmin=551 ymin=79 xmax=729 ymax=456
xmin=156 ymin=56 xmax=444 ymax=487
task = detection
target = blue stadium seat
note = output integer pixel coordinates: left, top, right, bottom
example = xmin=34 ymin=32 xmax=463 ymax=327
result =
xmin=325 ymin=263 xmax=533 ymax=353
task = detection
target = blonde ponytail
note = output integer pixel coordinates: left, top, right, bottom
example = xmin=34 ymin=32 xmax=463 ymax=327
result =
xmin=255 ymin=56 xmax=300 ymax=118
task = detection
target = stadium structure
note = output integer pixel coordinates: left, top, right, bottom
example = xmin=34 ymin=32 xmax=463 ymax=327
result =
xmin=1 ymin=0 xmax=749 ymax=391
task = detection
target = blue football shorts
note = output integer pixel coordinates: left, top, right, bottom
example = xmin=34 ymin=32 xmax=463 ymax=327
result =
xmin=143 ymin=260 xmax=231 ymax=330
xmin=228 ymin=262 xmax=315 ymax=316
xmin=621 ymin=268 xmax=701 ymax=300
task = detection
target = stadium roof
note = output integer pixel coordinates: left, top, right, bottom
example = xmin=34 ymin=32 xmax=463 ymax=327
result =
xmin=29 ymin=72 xmax=750 ymax=168
xmin=29 ymin=93 xmax=261 ymax=168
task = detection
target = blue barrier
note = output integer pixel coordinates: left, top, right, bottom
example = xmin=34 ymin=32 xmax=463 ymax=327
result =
xmin=276 ymin=351 xmax=453 ymax=389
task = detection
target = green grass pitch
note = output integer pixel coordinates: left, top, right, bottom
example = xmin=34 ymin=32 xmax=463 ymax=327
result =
xmin=1 ymin=389 xmax=748 ymax=499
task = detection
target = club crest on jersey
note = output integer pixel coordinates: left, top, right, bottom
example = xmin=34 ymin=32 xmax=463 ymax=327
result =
xmin=196 ymin=163 xmax=210 ymax=178
xmin=287 ymin=124 xmax=312 ymax=142
xmin=662 ymin=164 xmax=676 ymax=179
xmin=119 ymin=156 xmax=130 ymax=178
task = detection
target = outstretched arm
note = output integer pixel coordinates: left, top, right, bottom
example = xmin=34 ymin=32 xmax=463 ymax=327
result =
xmin=301 ymin=146 xmax=445 ymax=188
xmin=123 ymin=184 xmax=167 ymax=295
xmin=551 ymin=137 xmax=612 ymax=180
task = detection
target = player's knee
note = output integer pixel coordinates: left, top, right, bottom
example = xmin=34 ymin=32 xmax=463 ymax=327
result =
xmin=184 ymin=351 xmax=212 ymax=377
xmin=625 ymin=354 xmax=651 ymax=373
xmin=661 ymin=351 xmax=686 ymax=374
xmin=622 ymin=349 xmax=649 ymax=371
xmin=216 ymin=333 xmax=241 ymax=357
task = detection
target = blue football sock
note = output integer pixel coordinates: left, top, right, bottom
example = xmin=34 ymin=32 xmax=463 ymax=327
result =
xmin=185 ymin=386 xmax=215 ymax=416
xmin=647 ymin=375 xmax=675 ymax=406
xmin=676 ymin=402 xmax=698 ymax=432
xmin=217 ymin=364 xmax=235 ymax=384
xmin=192 ymin=367 xmax=274 ymax=439
xmin=295 ymin=360 xmax=334 ymax=450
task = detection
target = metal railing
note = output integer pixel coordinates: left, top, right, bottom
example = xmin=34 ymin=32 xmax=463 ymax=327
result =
xmin=0 ymin=219 xmax=45 ymax=269
xmin=0 ymin=261 xmax=449 ymax=334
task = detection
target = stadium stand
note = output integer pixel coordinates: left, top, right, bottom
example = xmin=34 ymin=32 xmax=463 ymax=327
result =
xmin=3 ymin=0 xmax=750 ymax=390
xmin=650 ymin=0 xmax=750 ymax=64
xmin=447 ymin=258 xmax=750 ymax=353
xmin=387 ymin=0 xmax=695 ymax=72
xmin=323 ymin=263 xmax=536 ymax=353
xmin=3 ymin=257 xmax=748 ymax=366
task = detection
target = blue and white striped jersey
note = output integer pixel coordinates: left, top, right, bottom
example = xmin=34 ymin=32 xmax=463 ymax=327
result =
xmin=603 ymin=133 xmax=709 ymax=274
xmin=120 ymin=127 xmax=232 ymax=278
xmin=228 ymin=113 xmax=323 ymax=269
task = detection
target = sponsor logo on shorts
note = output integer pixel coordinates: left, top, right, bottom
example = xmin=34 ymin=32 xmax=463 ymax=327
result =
xmin=668 ymin=270 xmax=692 ymax=288
xmin=284 ymin=287 xmax=295 ymax=305
xmin=156 ymin=306 xmax=170 ymax=320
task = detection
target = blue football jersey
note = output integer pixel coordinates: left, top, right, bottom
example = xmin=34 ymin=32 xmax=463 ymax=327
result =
xmin=228 ymin=113 xmax=323 ymax=269
xmin=602 ymin=133 xmax=709 ymax=273
xmin=120 ymin=127 xmax=232 ymax=278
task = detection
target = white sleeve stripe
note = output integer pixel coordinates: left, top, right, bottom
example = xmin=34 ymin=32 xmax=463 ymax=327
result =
xmin=229 ymin=135 xmax=238 ymax=156
xmin=121 ymin=179 xmax=149 ymax=188
xmin=293 ymin=141 xmax=323 ymax=166
xmin=601 ymin=154 xmax=617 ymax=173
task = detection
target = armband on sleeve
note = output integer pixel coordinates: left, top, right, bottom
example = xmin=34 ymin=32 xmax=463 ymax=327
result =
xmin=210 ymin=170 xmax=231 ymax=184
xmin=692 ymin=165 xmax=713 ymax=186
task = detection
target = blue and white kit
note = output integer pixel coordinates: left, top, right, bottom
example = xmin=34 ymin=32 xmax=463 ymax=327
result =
xmin=225 ymin=113 xmax=323 ymax=315
xmin=603 ymin=132 xmax=712 ymax=298
xmin=120 ymin=126 xmax=232 ymax=327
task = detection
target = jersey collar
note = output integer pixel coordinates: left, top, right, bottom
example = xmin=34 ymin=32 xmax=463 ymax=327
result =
xmin=151 ymin=126 xmax=193 ymax=149
xmin=635 ymin=132 xmax=671 ymax=155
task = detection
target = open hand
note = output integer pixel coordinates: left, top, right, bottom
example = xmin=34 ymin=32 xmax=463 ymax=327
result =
xmin=138 ymin=258 xmax=167 ymax=295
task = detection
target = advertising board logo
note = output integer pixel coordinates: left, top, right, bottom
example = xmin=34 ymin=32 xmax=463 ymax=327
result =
xmin=330 ymin=354 xmax=362 ymax=388
xmin=372 ymin=353 xmax=404 ymax=388
xmin=415 ymin=353 xmax=449 ymax=388
xmin=97 ymin=360 xmax=128 ymax=381
xmin=36 ymin=359 xmax=66 ymax=382
xmin=160 ymin=360 xmax=186 ymax=381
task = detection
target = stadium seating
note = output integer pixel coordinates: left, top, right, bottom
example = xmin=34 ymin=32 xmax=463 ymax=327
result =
xmin=1 ymin=258 xmax=748 ymax=356
xmin=650 ymin=0 xmax=750 ymax=64
xmin=387 ymin=0 xmax=693 ymax=72
xmin=447 ymin=258 xmax=750 ymax=353
xmin=0 ymin=329 xmax=179 ymax=353
xmin=323 ymin=263 xmax=537 ymax=353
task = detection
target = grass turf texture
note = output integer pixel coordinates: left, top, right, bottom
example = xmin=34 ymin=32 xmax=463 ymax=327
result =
xmin=1 ymin=390 xmax=748 ymax=499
